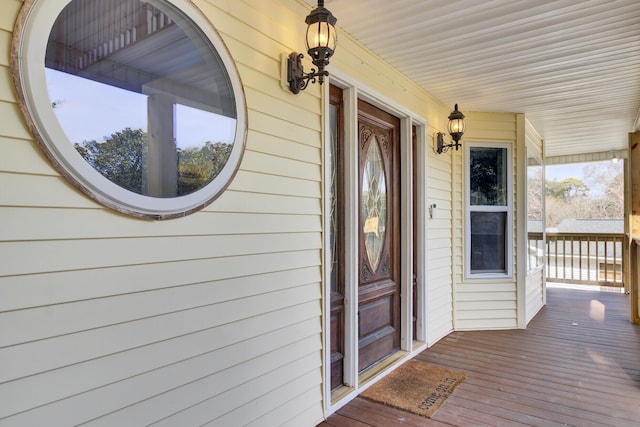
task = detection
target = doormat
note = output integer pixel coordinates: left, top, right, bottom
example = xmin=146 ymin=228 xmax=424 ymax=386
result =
xmin=360 ymin=359 xmax=466 ymax=418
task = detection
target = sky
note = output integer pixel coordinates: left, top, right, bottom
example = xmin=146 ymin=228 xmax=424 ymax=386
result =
xmin=546 ymin=160 xmax=621 ymax=197
xmin=46 ymin=68 xmax=236 ymax=149
xmin=545 ymin=163 xmax=588 ymax=182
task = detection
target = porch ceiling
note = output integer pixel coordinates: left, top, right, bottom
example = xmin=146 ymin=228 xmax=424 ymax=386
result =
xmin=313 ymin=0 xmax=640 ymax=158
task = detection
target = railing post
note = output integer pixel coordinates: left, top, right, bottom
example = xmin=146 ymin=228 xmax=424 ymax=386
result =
xmin=632 ymin=239 xmax=640 ymax=323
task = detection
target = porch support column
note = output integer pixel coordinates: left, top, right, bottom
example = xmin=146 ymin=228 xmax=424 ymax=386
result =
xmin=145 ymin=93 xmax=177 ymax=197
xmin=516 ymin=114 xmax=527 ymax=328
xmin=629 ymin=131 xmax=640 ymax=323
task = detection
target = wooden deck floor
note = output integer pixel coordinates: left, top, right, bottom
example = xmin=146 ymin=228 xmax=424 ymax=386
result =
xmin=320 ymin=287 xmax=640 ymax=426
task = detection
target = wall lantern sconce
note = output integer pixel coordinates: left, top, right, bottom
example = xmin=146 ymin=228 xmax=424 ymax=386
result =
xmin=287 ymin=0 xmax=337 ymax=94
xmin=435 ymin=104 xmax=466 ymax=154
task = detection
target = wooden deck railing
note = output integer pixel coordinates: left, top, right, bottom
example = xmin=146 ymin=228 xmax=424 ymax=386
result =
xmin=528 ymin=232 xmax=625 ymax=287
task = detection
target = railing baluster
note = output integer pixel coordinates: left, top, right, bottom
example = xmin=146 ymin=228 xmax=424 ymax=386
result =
xmin=604 ymin=237 xmax=609 ymax=285
xmin=587 ymin=235 xmax=591 ymax=283
xmin=554 ymin=239 xmax=560 ymax=277
xmin=572 ymin=237 xmax=575 ymax=281
xmin=563 ymin=236 xmax=567 ymax=281
xmin=613 ymin=239 xmax=624 ymax=283
xmin=577 ymin=236 xmax=582 ymax=281
xmin=538 ymin=232 xmax=623 ymax=287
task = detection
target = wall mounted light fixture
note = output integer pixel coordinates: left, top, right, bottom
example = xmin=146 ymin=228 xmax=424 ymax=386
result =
xmin=287 ymin=0 xmax=337 ymax=94
xmin=435 ymin=104 xmax=466 ymax=154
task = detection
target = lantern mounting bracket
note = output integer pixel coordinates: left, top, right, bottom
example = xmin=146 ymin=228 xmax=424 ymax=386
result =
xmin=435 ymin=132 xmax=461 ymax=154
xmin=287 ymin=52 xmax=329 ymax=94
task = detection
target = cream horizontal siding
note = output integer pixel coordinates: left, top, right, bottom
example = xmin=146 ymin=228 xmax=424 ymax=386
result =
xmin=0 ymin=208 xmax=320 ymax=241
xmin=1 ymin=250 xmax=319 ymax=310
xmin=148 ymin=355 xmax=321 ymax=426
xmin=526 ymin=269 xmax=545 ymax=323
xmin=0 ymin=137 xmax=60 ymax=175
xmin=1 ymin=68 xmax=19 ymax=108
xmin=454 ymin=112 xmax=519 ymax=330
xmin=0 ymin=29 xmax=9 ymax=57
xmin=427 ymin=143 xmax=454 ymax=344
xmin=0 ymin=103 xmax=33 ymax=141
xmin=0 ymin=272 xmax=320 ymax=350
xmin=456 ymin=284 xmax=518 ymax=331
xmin=1 ymin=1 xmax=20 ymax=32
xmin=0 ymin=233 xmax=320 ymax=277
xmin=1 ymin=307 xmax=320 ymax=420
xmin=1 ymin=1 xmax=325 ymax=426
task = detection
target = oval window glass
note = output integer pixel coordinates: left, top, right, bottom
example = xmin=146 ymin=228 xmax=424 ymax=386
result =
xmin=362 ymin=137 xmax=387 ymax=271
xmin=13 ymin=0 xmax=247 ymax=218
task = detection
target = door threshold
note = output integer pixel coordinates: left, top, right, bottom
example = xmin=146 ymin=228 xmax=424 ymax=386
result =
xmin=358 ymin=350 xmax=408 ymax=387
xmin=330 ymin=385 xmax=354 ymax=405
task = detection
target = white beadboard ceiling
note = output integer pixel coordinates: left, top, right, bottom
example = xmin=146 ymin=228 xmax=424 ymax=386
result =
xmin=310 ymin=0 xmax=640 ymax=158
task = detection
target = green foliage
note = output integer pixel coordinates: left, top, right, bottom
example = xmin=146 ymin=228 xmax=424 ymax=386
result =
xmin=74 ymin=127 xmax=146 ymax=194
xmin=74 ymin=128 xmax=232 ymax=196
xmin=544 ymin=162 xmax=623 ymax=227
xmin=177 ymin=141 xmax=232 ymax=195
xmin=546 ymin=177 xmax=589 ymax=200
xmin=470 ymin=148 xmax=506 ymax=205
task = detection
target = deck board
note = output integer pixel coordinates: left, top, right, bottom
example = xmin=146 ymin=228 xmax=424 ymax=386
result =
xmin=323 ymin=287 xmax=640 ymax=426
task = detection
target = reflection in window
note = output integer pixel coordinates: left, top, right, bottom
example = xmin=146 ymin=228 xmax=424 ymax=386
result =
xmin=467 ymin=144 xmax=512 ymax=277
xmin=46 ymin=0 xmax=236 ymax=198
xmin=329 ymin=102 xmax=339 ymax=293
xmin=362 ymin=137 xmax=387 ymax=271
xmin=470 ymin=147 xmax=507 ymax=206
xmin=471 ymin=211 xmax=507 ymax=272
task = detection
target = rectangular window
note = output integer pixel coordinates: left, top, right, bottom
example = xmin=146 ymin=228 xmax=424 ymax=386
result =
xmin=466 ymin=143 xmax=512 ymax=278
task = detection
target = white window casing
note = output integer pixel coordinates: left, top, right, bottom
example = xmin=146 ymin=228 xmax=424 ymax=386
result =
xmin=464 ymin=141 xmax=514 ymax=279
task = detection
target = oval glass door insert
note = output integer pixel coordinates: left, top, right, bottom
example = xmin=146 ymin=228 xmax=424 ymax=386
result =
xmin=362 ymin=136 xmax=387 ymax=271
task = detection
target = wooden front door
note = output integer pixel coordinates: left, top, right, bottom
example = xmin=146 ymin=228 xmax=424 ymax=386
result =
xmin=357 ymin=100 xmax=401 ymax=371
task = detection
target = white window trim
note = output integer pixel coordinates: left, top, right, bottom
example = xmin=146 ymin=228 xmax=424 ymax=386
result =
xmin=464 ymin=141 xmax=514 ymax=280
xmin=12 ymin=0 xmax=247 ymax=220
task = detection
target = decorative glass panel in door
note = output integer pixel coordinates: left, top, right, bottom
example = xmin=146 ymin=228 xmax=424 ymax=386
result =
xmin=328 ymin=85 xmax=345 ymax=391
xmin=362 ymin=137 xmax=387 ymax=271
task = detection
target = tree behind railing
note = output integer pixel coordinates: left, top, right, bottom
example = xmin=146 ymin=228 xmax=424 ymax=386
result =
xmin=528 ymin=232 xmax=624 ymax=287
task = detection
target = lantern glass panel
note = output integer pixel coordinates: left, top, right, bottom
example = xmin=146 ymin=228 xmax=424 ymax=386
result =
xmin=306 ymin=21 xmax=336 ymax=51
xmin=449 ymin=118 xmax=465 ymax=135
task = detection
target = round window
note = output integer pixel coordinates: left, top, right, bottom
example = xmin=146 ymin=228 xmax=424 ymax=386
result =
xmin=12 ymin=0 xmax=247 ymax=219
